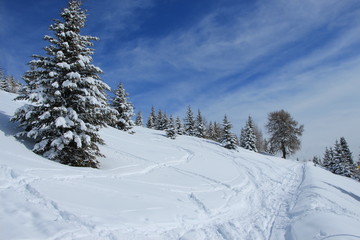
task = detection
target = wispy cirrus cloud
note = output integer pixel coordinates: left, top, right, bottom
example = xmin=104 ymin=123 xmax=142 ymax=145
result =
xmin=100 ymin=0 xmax=360 ymax=159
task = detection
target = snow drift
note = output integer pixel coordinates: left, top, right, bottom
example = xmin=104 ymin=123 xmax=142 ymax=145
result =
xmin=0 ymin=90 xmax=359 ymax=240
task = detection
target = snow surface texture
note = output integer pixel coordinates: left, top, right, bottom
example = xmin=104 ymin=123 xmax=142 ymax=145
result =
xmin=0 ymin=90 xmax=359 ymax=240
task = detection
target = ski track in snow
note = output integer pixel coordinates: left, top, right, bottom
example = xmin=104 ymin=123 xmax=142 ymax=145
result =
xmin=1 ymin=135 xmax=305 ymax=240
xmin=1 ymin=91 xmax=360 ymax=240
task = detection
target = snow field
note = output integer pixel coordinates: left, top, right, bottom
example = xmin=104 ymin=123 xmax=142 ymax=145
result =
xmin=1 ymin=90 xmax=360 ymax=240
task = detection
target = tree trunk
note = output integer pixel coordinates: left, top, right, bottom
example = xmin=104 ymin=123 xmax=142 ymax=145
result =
xmin=281 ymin=143 xmax=286 ymax=159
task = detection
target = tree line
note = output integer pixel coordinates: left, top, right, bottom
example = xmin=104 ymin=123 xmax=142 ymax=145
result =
xmin=312 ymin=137 xmax=360 ymax=181
xmin=0 ymin=68 xmax=22 ymax=93
xmin=132 ymin=105 xmax=304 ymax=160
xmin=9 ymin=0 xmax=305 ymax=168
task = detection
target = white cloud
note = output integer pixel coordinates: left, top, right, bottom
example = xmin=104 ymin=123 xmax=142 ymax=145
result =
xmin=107 ymin=1 xmax=360 ymax=158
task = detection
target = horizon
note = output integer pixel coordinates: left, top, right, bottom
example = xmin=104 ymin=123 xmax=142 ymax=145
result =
xmin=0 ymin=0 xmax=359 ymax=160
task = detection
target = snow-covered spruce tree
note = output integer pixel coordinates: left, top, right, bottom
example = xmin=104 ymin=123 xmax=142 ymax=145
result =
xmin=175 ymin=116 xmax=184 ymax=135
xmin=154 ymin=109 xmax=163 ymax=130
xmin=206 ymin=121 xmax=214 ymax=139
xmin=135 ymin=111 xmax=143 ymax=126
xmin=184 ymin=106 xmax=196 ymax=136
xmin=166 ymin=115 xmax=177 ymax=139
xmin=312 ymin=156 xmax=321 ymax=166
xmin=158 ymin=111 xmax=169 ymax=130
xmin=5 ymin=76 xmax=22 ymax=93
xmin=239 ymin=127 xmax=246 ymax=148
xmin=0 ymin=68 xmax=6 ymax=90
xmin=221 ymin=115 xmax=237 ymax=150
xmin=240 ymin=116 xmax=258 ymax=152
xmin=111 ymin=82 xmax=134 ymax=131
xmin=147 ymin=106 xmax=156 ymax=129
xmin=195 ymin=109 xmax=206 ymax=138
xmin=332 ymin=140 xmax=346 ymax=175
xmin=12 ymin=0 xmax=112 ymax=168
xmin=207 ymin=121 xmax=223 ymax=142
xmin=322 ymin=147 xmax=333 ymax=170
xmin=0 ymin=70 xmax=21 ymax=93
xmin=339 ymin=137 xmax=356 ymax=177
xmin=330 ymin=137 xmax=355 ymax=178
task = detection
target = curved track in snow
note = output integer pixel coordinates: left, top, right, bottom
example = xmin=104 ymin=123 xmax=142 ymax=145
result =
xmin=1 ymin=92 xmax=360 ymax=240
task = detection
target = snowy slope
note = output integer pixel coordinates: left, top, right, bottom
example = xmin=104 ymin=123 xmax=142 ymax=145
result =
xmin=0 ymin=90 xmax=359 ymax=240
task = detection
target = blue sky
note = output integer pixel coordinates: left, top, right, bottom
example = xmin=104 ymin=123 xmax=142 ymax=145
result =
xmin=1 ymin=0 xmax=360 ymax=160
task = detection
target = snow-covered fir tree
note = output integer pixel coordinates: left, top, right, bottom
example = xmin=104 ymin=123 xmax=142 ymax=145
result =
xmin=239 ymin=127 xmax=246 ymax=148
xmin=0 ymin=69 xmax=22 ymax=93
xmin=207 ymin=121 xmax=223 ymax=142
xmin=184 ymin=106 xmax=196 ymax=136
xmin=175 ymin=116 xmax=184 ymax=135
xmin=221 ymin=115 xmax=237 ymax=150
xmin=338 ymin=137 xmax=355 ymax=177
xmin=154 ymin=109 xmax=163 ymax=130
xmin=12 ymin=0 xmax=112 ymax=168
xmin=154 ymin=109 xmax=168 ymax=130
xmin=312 ymin=156 xmax=321 ymax=166
xmin=322 ymin=147 xmax=333 ymax=170
xmin=214 ymin=121 xmax=223 ymax=142
xmin=0 ymin=69 xmax=6 ymax=90
xmin=5 ymin=76 xmax=22 ymax=93
xmin=195 ymin=110 xmax=206 ymax=138
xmin=207 ymin=121 xmax=215 ymax=139
xmin=135 ymin=111 xmax=143 ymax=126
xmin=156 ymin=110 xmax=168 ymax=130
xmin=147 ymin=106 xmax=156 ymax=129
xmin=240 ymin=116 xmax=258 ymax=152
xmin=111 ymin=82 xmax=134 ymax=131
xmin=166 ymin=115 xmax=177 ymax=139
xmin=326 ymin=138 xmax=355 ymax=178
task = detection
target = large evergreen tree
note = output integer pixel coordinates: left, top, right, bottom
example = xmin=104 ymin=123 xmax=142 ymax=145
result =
xmin=12 ymin=0 xmax=111 ymax=168
xmin=155 ymin=110 xmax=168 ymax=130
xmin=147 ymin=106 xmax=156 ymax=129
xmin=240 ymin=116 xmax=258 ymax=152
xmin=322 ymin=147 xmax=334 ymax=171
xmin=184 ymin=106 xmax=196 ymax=136
xmin=166 ymin=115 xmax=177 ymax=139
xmin=0 ymin=68 xmax=6 ymax=90
xmin=333 ymin=137 xmax=355 ymax=177
xmin=221 ymin=115 xmax=237 ymax=150
xmin=111 ymin=82 xmax=134 ymax=131
xmin=135 ymin=111 xmax=143 ymax=126
xmin=175 ymin=116 xmax=184 ymax=135
xmin=207 ymin=121 xmax=222 ymax=142
xmin=155 ymin=109 xmax=163 ymax=130
xmin=195 ymin=109 xmax=206 ymax=138
xmin=332 ymin=140 xmax=345 ymax=175
xmin=339 ymin=137 xmax=354 ymax=168
xmin=266 ymin=110 xmax=304 ymax=159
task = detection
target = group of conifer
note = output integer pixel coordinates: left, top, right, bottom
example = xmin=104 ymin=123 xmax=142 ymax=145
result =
xmin=145 ymin=105 xmax=266 ymax=151
xmin=0 ymin=68 xmax=22 ymax=93
xmin=314 ymin=137 xmax=360 ymax=181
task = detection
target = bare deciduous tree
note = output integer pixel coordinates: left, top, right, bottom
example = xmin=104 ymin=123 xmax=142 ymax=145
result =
xmin=266 ymin=110 xmax=304 ymax=159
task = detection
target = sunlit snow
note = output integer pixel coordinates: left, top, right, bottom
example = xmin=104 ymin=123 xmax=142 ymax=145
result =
xmin=0 ymin=90 xmax=359 ymax=240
